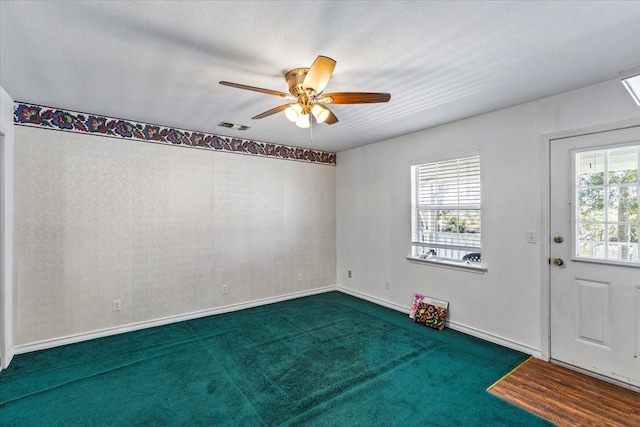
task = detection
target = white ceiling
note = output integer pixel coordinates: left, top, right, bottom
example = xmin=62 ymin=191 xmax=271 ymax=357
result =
xmin=2 ymin=1 xmax=640 ymax=153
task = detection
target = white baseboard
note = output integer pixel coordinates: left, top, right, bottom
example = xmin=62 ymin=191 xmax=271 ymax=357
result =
xmin=337 ymin=285 xmax=542 ymax=358
xmin=338 ymin=286 xmax=411 ymax=314
xmin=2 ymin=347 xmax=14 ymax=370
xmin=446 ymin=320 xmax=542 ymax=358
xmin=13 ymin=285 xmax=541 ymax=359
xmin=13 ymin=286 xmax=338 ymax=355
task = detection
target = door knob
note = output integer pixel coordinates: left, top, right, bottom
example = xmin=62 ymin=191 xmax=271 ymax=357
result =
xmin=553 ymin=258 xmax=564 ymax=266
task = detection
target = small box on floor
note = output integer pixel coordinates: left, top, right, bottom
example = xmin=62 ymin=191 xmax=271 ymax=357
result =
xmin=409 ymin=294 xmax=448 ymax=330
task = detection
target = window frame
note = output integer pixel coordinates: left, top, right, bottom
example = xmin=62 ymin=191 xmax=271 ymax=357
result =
xmin=408 ymin=153 xmax=485 ymax=272
xmin=572 ymin=143 xmax=640 ymax=267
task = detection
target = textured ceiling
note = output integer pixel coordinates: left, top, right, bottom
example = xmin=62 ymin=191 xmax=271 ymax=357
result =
xmin=2 ymin=1 xmax=640 ymax=153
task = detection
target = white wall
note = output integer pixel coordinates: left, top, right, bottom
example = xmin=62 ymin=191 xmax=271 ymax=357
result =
xmin=336 ymin=79 xmax=640 ymax=355
xmin=0 ymin=86 xmax=15 ymax=368
xmin=14 ymin=126 xmax=336 ymax=347
xmin=11 ymin=79 xmax=640 ymax=356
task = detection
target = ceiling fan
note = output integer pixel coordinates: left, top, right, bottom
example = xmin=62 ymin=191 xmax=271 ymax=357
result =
xmin=219 ymin=55 xmax=390 ymax=128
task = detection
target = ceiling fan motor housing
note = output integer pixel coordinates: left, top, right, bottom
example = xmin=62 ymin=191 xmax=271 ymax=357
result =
xmin=285 ymin=68 xmax=310 ymax=96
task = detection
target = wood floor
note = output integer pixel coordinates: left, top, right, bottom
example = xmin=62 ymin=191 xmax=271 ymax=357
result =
xmin=488 ymin=357 xmax=639 ymax=426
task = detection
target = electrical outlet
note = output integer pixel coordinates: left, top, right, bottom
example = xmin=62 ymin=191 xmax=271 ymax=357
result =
xmin=297 ymin=273 xmax=303 ymax=282
xmin=385 ymin=281 xmax=390 ymax=291
xmin=112 ymin=299 xmax=121 ymax=311
xmin=348 ymin=270 xmax=352 ymax=278
xmin=222 ymin=284 xmax=228 ymax=294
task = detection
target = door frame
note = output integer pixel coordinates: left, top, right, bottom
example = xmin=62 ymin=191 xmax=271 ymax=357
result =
xmin=0 ymin=129 xmax=9 ymax=371
xmin=0 ymin=131 xmax=4 ymax=370
xmin=541 ymin=117 xmax=640 ymax=382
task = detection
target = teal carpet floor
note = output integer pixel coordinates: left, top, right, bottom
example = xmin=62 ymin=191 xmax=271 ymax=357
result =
xmin=0 ymin=292 xmax=551 ymax=426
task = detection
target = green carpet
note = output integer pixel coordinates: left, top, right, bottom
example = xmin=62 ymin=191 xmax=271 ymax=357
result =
xmin=0 ymin=292 xmax=552 ymax=426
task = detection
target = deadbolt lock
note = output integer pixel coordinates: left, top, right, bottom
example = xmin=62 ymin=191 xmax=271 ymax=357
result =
xmin=553 ymin=235 xmax=564 ymax=244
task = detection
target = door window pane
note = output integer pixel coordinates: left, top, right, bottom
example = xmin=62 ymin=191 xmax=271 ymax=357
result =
xmin=575 ymin=145 xmax=640 ymax=263
xmin=608 ymin=186 xmax=638 ymax=222
xmin=578 ymin=188 xmax=605 ymax=222
xmin=578 ymin=223 xmax=605 ymax=257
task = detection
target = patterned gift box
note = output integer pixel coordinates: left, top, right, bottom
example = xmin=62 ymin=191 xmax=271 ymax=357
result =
xmin=409 ymin=294 xmax=448 ymax=330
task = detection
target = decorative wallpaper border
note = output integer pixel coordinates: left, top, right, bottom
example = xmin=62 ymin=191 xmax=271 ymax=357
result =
xmin=13 ymin=103 xmax=336 ymax=165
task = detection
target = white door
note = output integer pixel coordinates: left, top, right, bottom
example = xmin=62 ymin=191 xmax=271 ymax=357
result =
xmin=550 ymin=126 xmax=640 ymax=389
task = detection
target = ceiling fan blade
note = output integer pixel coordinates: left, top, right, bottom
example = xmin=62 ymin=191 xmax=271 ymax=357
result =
xmin=220 ymin=81 xmax=291 ymax=98
xmin=320 ymin=92 xmax=391 ymax=104
xmin=251 ymin=104 xmax=290 ymax=119
xmin=303 ymin=55 xmax=336 ymax=94
xmin=324 ymin=108 xmax=339 ymax=125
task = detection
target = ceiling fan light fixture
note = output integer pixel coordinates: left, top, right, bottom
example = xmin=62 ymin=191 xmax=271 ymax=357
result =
xmin=285 ymin=103 xmax=302 ymax=122
xmin=620 ymin=65 xmax=640 ymax=106
xmin=311 ymin=104 xmax=329 ymax=124
xmin=295 ymin=113 xmax=310 ymax=128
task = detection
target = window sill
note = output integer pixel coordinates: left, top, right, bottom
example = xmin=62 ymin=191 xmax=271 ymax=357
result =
xmin=407 ymin=256 xmax=487 ymax=274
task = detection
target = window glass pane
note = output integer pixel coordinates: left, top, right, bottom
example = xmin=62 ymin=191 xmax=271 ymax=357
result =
xmin=632 ymin=225 xmax=640 ymax=261
xmin=577 ymin=188 xmax=604 ymax=221
xmin=577 ymin=151 xmax=604 ymax=186
xmin=608 ymin=186 xmax=638 ymax=222
xmin=413 ymin=246 xmax=480 ymax=263
xmin=578 ymin=223 xmax=605 ymax=257
xmin=608 ymin=146 xmax=638 ymax=184
xmin=575 ymin=145 xmax=640 ymax=263
xmin=607 ymin=225 xmax=639 ymax=261
xmin=459 ymin=210 xmax=481 ymax=233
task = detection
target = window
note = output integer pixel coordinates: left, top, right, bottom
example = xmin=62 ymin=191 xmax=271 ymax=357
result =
xmin=575 ymin=145 xmax=639 ymax=262
xmin=411 ymin=155 xmax=481 ymax=263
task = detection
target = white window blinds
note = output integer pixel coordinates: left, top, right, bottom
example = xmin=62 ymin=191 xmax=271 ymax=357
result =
xmin=411 ymin=155 xmax=481 ymax=258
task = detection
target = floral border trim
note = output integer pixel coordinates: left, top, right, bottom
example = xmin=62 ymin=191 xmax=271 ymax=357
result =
xmin=13 ymin=103 xmax=336 ymax=165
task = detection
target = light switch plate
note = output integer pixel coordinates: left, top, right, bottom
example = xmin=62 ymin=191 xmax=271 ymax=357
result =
xmin=527 ymin=230 xmax=536 ymax=244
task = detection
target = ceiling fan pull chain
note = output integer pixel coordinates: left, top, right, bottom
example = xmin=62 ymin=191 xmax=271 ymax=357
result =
xmin=310 ymin=115 xmax=314 ymax=144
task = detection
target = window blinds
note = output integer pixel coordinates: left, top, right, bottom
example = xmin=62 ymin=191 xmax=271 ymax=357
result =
xmin=412 ymin=155 xmax=481 ymax=251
